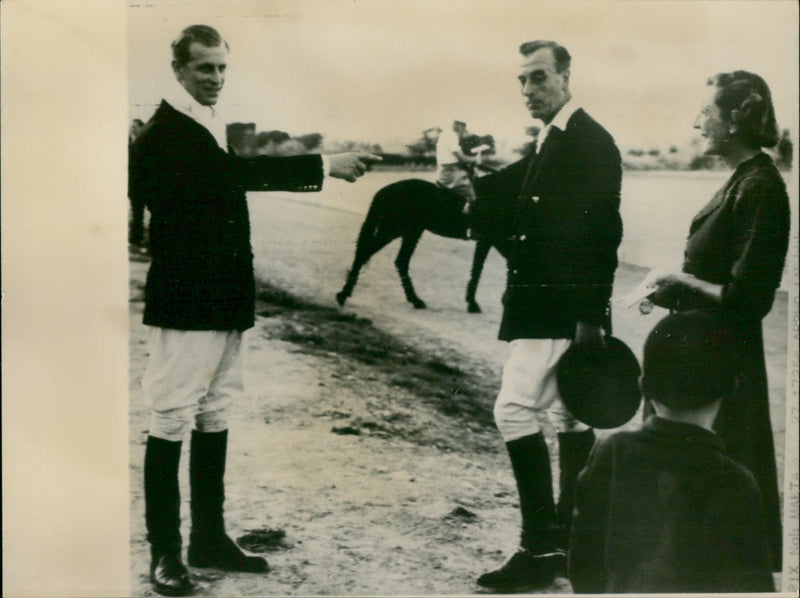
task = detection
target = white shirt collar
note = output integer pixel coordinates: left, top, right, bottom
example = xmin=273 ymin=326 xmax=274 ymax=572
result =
xmin=550 ymin=98 xmax=579 ymax=131
xmin=163 ymin=81 xmax=228 ymax=150
xmin=535 ymin=98 xmax=580 ymax=153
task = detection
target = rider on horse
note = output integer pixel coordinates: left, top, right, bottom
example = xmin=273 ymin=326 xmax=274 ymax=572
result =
xmin=435 ymin=120 xmax=481 ymax=215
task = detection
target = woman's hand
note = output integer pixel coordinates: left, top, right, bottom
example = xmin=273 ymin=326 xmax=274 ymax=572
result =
xmin=646 ymin=271 xmax=691 ymax=309
xmin=626 ymin=269 xmax=680 ymax=309
xmin=653 ymin=272 xmax=694 ymax=294
xmin=653 ymin=271 xmax=692 ymax=290
xmin=650 ymin=271 xmax=723 ymax=307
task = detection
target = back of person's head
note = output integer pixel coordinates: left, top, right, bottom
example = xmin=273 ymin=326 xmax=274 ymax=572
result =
xmin=709 ymin=70 xmax=779 ymax=149
xmin=641 ymin=311 xmax=737 ymax=411
xmin=452 ymin=120 xmax=467 ymax=133
xmin=171 ymin=24 xmax=229 ymax=66
xmin=129 ymin=119 xmax=144 ymax=142
xmin=518 ymin=40 xmax=571 ymax=73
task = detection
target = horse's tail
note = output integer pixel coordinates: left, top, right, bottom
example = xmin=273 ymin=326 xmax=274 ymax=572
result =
xmin=338 ymin=187 xmax=390 ymax=305
xmin=355 ymin=187 xmax=387 ymax=247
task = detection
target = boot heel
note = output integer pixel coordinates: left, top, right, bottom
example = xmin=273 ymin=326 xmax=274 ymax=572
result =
xmin=150 ymin=550 xmax=196 ymax=596
xmin=188 ymin=533 xmax=269 ymax=572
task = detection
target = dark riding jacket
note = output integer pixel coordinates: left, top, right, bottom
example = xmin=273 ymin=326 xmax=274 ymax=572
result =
xmin=570 ymin=416 xmax=774 ymax=593
xmin=129 ymin=101 xmax=324 ymax=331
xmin=475 ymin=108 xmax=622 ymax=340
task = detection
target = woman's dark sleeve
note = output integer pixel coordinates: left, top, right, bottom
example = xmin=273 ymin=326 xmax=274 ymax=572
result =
xmin=721 ymin=174 xmax=791 ymax=319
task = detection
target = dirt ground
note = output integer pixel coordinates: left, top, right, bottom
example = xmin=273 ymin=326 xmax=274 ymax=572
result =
xmin=128 ymin=183 xmax=788 ymax=596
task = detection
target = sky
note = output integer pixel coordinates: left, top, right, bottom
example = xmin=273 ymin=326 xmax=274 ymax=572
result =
xmin=129 ymin=0 xmax=798 ymax=155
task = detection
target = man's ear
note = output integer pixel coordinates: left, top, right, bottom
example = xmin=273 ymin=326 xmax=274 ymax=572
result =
xmin=560 ymin=68 xmax=571 ymax=89
xmin=171 ymin=60 xmax=182 ymax=79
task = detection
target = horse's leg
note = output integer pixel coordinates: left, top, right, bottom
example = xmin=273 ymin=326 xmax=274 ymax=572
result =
xmin=336 ymin=229 xmax=396 ymax=306
xmin=466 ymin=240 xmax=492 ymax=313
xmin=395 ymin=230 xmax=426 ymax=309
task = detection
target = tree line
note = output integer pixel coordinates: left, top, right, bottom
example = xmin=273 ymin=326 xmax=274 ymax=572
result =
xmin=224 ymin=122 xmax=792 ymax=171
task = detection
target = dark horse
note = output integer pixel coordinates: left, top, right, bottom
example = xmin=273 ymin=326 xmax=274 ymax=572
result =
xmin=335 ymin=172 xmax=512 ymax=313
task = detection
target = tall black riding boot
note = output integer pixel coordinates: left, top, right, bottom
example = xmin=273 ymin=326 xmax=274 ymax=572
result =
xmin=144 ymin=436 xmax=195 ymax=596
xmin=477 ymin=432 xmax=562 ymax=592
xmin=555 ymin=429 xmax=595 ymax=550
xmin=187 ymin=430 xmax=268 ymax=572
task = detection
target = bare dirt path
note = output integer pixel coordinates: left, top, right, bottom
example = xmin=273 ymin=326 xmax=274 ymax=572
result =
xmin=129 ymin=177 xmax=787 ymax=596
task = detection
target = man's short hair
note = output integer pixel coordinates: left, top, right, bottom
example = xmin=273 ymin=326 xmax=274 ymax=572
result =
xmin=519 ymin=40 xmax=571 ymax=73
xmin=171 ymin=24 xmax=229 ymax=66
xmin=641 ymin=310 xmax=737 ymax=410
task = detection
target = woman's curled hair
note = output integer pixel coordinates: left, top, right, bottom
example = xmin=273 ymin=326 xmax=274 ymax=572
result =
xmin=709 ymin=71 xmax=779 ymax=148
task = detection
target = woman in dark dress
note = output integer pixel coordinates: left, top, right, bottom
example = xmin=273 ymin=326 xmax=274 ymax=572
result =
xmin=648 ymin=71 xmax=790 ymax=571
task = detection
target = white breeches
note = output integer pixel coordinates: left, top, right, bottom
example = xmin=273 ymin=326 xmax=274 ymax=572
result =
xmin=494 ymin=338 xmax=589 ymax=441
xmin=142 ymin=327 xmax=245 ymax=441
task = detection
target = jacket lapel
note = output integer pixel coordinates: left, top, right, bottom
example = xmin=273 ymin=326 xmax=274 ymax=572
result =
xmin=520 ymin=126 xmax=564 ymax=198
xmin=690 ymin=186 xmax=726 ymax=231
xmin=691 ymin=154 xmax=767 ymax=229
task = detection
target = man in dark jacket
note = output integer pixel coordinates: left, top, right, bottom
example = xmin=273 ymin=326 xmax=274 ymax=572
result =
xmin=128 ymin=118 xmax=147 ymax=249
xmin=569 ymin=311 xmax=774 ymax=594
xmin=129 ymin=24 xmax=379 ymax=596
xmin=474 ymin=40 xmax=622 ymax=592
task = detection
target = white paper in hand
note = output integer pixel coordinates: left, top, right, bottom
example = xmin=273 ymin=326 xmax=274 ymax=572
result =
xmin=614 ymin=269 xmax=665 ymax=309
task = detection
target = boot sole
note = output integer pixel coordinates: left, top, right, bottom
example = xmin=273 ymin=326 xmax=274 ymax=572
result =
xmin=150 ymin=577 xmax=196 ymax=597
xmin=476 ymin=552 xmax=563 ymax=592
xmin=476 ymin=573 xmax=556 ymax=593
xmin=187 ymin=555 xmax=269 ymax=573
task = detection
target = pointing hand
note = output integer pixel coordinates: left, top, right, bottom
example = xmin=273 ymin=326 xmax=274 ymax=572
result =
xmin=329 ymin=152 xmax=382 ymax=182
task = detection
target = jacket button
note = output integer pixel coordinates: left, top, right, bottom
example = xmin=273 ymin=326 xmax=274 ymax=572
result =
xmin=519 ymin=234 xmax=527 ymax=241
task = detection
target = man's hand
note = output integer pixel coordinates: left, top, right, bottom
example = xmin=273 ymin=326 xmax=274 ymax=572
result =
xmin=328 ymin=152 xmax=382 ymax=182
xmin=574 ymin=322 xmax=606 ymax=351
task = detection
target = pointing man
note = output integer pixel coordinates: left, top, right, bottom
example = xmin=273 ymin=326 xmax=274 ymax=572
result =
xmin=129 ymin=24 xmax=379 ymax=596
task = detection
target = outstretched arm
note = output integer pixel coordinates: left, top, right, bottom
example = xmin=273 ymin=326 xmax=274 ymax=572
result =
xmin=328 ymin=152 xmax=382 ymax=182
